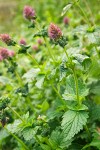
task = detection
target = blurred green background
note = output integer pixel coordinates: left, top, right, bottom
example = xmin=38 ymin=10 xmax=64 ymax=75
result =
xmin=0 ymin=0 xmax=100 ymax=34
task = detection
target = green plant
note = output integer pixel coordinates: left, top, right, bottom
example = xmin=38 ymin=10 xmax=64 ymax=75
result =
xmin=0 ymin=0 xmax=100 ymax=150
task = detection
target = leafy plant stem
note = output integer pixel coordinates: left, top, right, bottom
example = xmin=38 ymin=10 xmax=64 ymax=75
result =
xmin=4 ymin=127 xmax=29 ymax=150
xmin=83 ymin=0 xmax=95 ymax=26
xmin=75 ymin=2 xmax=91 ymax=27
xmin=27 ymin=52 xmax=41 ymax=69
xmin=63 ymin=46 xmax=72 ymax=64
xmin=15 ymin=70 xmax=23 ymax=86
xmin=8 ymin=105 xmax=25 ymax=123
xmin=73 ymin=69 xmax=80 ymax=106
xmin=51 ymin=84 xmax=65 ymax=104
xmin=44 ymin=37 xmax=56 ymax=63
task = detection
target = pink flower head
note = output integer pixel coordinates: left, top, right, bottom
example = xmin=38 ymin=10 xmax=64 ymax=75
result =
xmin=19 ymin=38 xmax=26 ymax=45
xmin=0 ymin=47 xmax=15 ymax=61
xmin=23 ymin=5 xmax=35 ymax=20
xmin=48 ymin=23 xmax=62 ymax=40
xmin=0 ymin=34 xmax=12 ymax=45
xmin=37 ymin=39 xmax=43 ymax=45
xmin=0 ymin=47 xmax=9 ymax=59
xmin=8 ymin=50 xmax=15 ymax=57
xmin=63 ymin=17 xmax=69 ymax=25
xmin=32 ymin=45 xmax=38 ymax=51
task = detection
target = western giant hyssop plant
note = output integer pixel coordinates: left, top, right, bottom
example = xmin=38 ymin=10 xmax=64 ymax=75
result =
xmin=0 ymin=0 xmax=100 ymax=149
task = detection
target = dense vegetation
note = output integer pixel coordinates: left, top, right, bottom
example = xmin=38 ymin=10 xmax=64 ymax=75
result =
xmin=0 ymin=0 xmax=100 ymax=150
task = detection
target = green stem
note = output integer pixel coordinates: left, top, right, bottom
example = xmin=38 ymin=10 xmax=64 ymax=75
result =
xmin=27 ymin=52 xmax=41 ymax=69
xmin=63 ymin=46 xmax=72 ymax=64
xmin=76 ymin=2 xmax=91 ymax=27
xmin=83 ymin=0 xmax=95 ymax=26
xmin=51 ymin=84 xmax=65 ymax=104
xmin=63 ymin=46 xmax=69 ymax=59
xmin=44 ymin=37 xmax=56 ymax=63
xmin=15 ymin=70 xmax=23 ymax=86
xmin=4 ymin=127 xmax=29 ymax=150
xmin=8 ymin=105 xmax=25 ymax=123
xmin=73 ymin=69 xmax=80 ymax=106
xmin=84 ymin=125 xmax=91 ymax=141
xmin=74 ymin=1 xmax=99 ymax=58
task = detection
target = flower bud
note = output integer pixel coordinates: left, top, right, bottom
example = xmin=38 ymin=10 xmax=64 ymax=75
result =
xmin=23 ymin=5 xmax=35 ymax=20
xmin=48 ymin=23 xmax=62 ymax=40
xmin=0 ymin=34 xmax=11 ymax=45
xmin=0 ymin=47 xmax=15 ymax=61
xmin=19 ymin=38 xmax=26 ymax=45
xmin=0 ymin=34 xmax=16 ymax=46
xmin=63 ymin=17 xmax=69 ymax=25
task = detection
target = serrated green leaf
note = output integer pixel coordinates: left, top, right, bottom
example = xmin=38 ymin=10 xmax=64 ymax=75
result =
xmin=61 ymin=110 xmax=88 ymax=140
xmin=6 ymin=119 xmax=22 ymax=133
xmin=74 ymin=54 xmax=89 ymax=64
xmin=22 ymin=127 xmax=36 ymax=141
xmin=0 ymin=76 xmax=10 ymax=85
xmin=22 ymin=68 xmax=40 ymax=82
xmin=35 ymin=74 xmax=45 ymax=89
xmin=62 ymin=75 xmax=89 ymax=101
xmin=49 ymin=129 xmax=72 ymax=149
xmin=90 ymin=105 xmax=100 ymax=121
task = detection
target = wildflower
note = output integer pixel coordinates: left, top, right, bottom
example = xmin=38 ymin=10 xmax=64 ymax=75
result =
xmin=37 ymin=39 xmax=43 ymax=45
xmin=0 ymin=47 xmax=9 ymax=59
xmin=0 ymin=34 xmax=11 ymax=45
xmin=63 ymin=17 xmax=69 ymax=25
xmin=19 ymin=38 xmax=26 ymax=45
xmin=0 ymin=34 xmax=16 ymax=46
xmin=0 ymin=47 xmax=15 ymax=61
xmin=48 ymin=23 xmax=62 ymax=40
xmin=23 ymin=5 xmax=35 ymax=20
xmin=32 ymin=45 xmax=38 ymax=51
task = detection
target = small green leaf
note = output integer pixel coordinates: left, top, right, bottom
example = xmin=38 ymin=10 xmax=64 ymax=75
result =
xmin=35 ymin=74 xmax=45 ymax=89
xmin=42 ymin=100 xmax=49 ymax=112
xmin=22 ymin=127 xmax=36 ymax=141
xmin=61 ymin=3 xmax=72 ymax=16
xmin=22 ymin=68 xmax=40 ymax=82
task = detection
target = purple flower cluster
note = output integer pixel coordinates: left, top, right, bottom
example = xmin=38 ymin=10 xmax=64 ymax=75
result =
xmin=48 ymin=23 xmax=62 ymax=40
xmin=19 ymin=38 xmax=27 ymax=45
xmin=0 ymin=47 xmax=15 ymax=61
xmin=0 ymin=34 xmax=12 ymax=45
xmin=23 ymin=5 xmax=35 ymax=20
